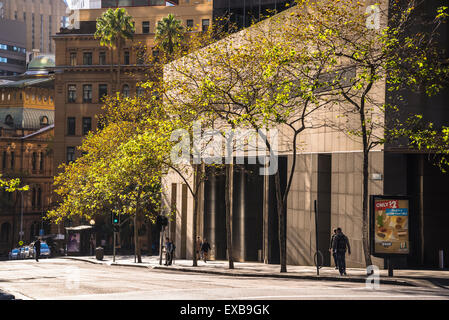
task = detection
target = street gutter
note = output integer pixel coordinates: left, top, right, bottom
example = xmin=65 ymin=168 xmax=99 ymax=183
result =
xmin=63 ymin=256 xmax=425 ymax=288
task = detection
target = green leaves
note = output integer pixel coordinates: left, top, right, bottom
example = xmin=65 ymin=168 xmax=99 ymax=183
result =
xmin=94 ymin=8 xmax=135 ymax=49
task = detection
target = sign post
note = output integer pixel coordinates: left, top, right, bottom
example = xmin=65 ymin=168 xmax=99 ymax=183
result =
xmin=370 ymin=195 xmax=411 ymax=276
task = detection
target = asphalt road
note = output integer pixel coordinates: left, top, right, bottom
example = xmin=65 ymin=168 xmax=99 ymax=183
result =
xmin=0 ymin=258 xmax=448 ymax=300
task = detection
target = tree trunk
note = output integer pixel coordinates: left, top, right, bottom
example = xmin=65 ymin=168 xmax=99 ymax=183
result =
xmin=191 ymin=164 xmax=201 ymax=267
xmin=360 ymin=106 xmax=373 ymax=268
xmin=362 ymin=148 xmax=372 ymax=267
xmin=225 ymin=163 xmax=234 ymax=269
xmin=274 ymin=170 xmax=287 ymax=273
xmin=117 ymin=41 xmax=121 ymax=94
xmin=134 ymin=208 xmax=142 ymax=263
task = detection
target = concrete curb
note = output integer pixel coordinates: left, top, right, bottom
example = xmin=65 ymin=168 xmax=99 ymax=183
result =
xmin=152 ymin=265 xmax=418 ymax=287
xmin=63 ymin=256 xmax=422 ymax=287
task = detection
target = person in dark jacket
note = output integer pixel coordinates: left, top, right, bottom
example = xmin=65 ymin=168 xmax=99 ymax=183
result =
xmin=201 ymin=238 xmax=211 ymax=263
xmin=34 ymin=238 xmax=41 ymax=262
xmin=332 ymin=228 xmax=351 ymax=276
xmin=164 ymin=237 xmax=174 ymax=266
xmin=329 ymin=229 xmax=338 ymax=269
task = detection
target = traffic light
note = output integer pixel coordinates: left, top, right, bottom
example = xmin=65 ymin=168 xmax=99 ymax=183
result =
xmin=112 ymin=212 xmax=120 ymax=225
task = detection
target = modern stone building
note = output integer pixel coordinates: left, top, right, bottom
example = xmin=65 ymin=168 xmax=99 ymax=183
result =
xmin=0 ymin=0 xmax=67 ymax=55
xmin=0 ymin=56 xmax=56 ymax=256
xmin=161 ymin=1 xmax=449 ymax=269
xmin=0 ymin=18 xmax=27 ymax=76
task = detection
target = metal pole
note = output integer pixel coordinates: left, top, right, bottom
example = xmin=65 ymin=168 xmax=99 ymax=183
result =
xmin=388 ymin=257 xmax=394 ymax=277
xmin=113 ymin=231 xmax=116 ymax=263
xmin=159 ymin=226 xmax=164 ymax=265
xmin=315 ymin=200 xmax=320 ymax=276
xmin=19 ymin=191 xmax=24 ymax=242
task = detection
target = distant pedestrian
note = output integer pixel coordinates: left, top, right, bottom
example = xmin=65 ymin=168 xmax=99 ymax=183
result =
xmin=201 ymin=238 xmax=211 ymax=263
xmin=329 ymin=229 xmax=338 ymax=269
xmin=164 ymin=237 xmax=174 ymax=266
xmin=34 ymin=238 xmax=41 ymax=262
xmin=332 ymin=227 xmax=351 ymax=276
xmin=196 ymin=236 xmax=202 ymax=261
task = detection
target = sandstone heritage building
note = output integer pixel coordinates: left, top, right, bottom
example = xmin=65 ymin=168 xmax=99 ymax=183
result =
xmin=0 ymin=56 xmax=55 ymax=256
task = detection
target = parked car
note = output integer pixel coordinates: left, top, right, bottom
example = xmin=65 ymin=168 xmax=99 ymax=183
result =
xmin=19 ymin=246 xmax=31 ymax=259
xmin=29 ymin=241 xmax=51 ymax=259
xmin=9 ymin=248 xmax=20 ymax=260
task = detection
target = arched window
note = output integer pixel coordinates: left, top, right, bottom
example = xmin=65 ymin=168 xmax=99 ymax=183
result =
xmin=40 ymin=116 xmax=49 ymax=126
xmin=122 ymin=84 xmax=130 ymax=98
xmin=5 ymin=115 xmax=13 ymax=126
xmin=136 ymin=87 xmax=145 ymax=97
xmin=0 ymin=223 xmax=11 ymax=243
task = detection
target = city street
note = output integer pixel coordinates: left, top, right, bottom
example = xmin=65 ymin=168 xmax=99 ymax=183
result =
xmin=0 ymin=259 xmax=448 ymax=300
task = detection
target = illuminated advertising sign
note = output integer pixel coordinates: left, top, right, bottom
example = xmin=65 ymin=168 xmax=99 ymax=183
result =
xmin=370 ymin=196 xmax=410 ymax=256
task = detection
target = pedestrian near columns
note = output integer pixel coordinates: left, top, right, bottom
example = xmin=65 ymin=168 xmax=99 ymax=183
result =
xmin=164 ymin=237 xmax=174 ymax=266
xmin=201 ymin=238 xmax=211 ymax=263
xmin=329 ymin=229 xmax=338 ymax=269
xmin=332 ymin=228 xmax=351 ymax=276
xmin=196 ymin=236 xmax=202 ymax=261
xmin=34 ymin=238 xmax=41 ymax=262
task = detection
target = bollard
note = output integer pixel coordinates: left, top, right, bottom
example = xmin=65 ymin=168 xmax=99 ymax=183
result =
xmin=439 ymin=250 xmax=444 ymax=269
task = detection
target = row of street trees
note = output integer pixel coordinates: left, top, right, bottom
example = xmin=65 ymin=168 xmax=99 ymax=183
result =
xmin=48 ymin=0 xmax=448 ymax=271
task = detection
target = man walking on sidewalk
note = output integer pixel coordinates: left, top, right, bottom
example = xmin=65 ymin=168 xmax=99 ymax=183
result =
xmin=34 ymin=238 xmax=41 ymax=262
xmin=196 ymin=236 xmax=202 ymax=261
xmin=201 ymin=238 xmax=211 ymax=263
xmin=164 ymin=238 xmax=173 ymax=266
xmin=329 ymin=229 xmax=338 ymax=269
xmin=332 ymin=228 xmax=351 ymax=276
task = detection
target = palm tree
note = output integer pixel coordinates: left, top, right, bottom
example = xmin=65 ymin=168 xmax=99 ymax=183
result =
xmin=95 ymin=8 xmax=135 ymax=94
xmin=155 ymin=14 xmax=185 ymax=56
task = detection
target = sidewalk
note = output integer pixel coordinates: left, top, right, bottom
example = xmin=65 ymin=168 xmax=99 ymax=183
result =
xmin=63 ymin=255 xmax=449 ymax=288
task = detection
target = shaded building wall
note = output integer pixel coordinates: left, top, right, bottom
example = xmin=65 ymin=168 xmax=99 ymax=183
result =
xmin=287 ymin=151 xmax=385 ymax=268
xmin=384 ymin=153 xmax=449 ymax=268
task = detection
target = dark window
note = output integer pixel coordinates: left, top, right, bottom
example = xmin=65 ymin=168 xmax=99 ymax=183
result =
xmin=5 ymin=115 xmax=13 ymax=126
xmin=40 ymin=152 xmax=44 ymax=171
xmin=124 ymin=51 xmax=130 ymax=65
xmin=68 ymin=85 xmax=76 ymax=103
xmin=99 ymin=51 xmax=106 ymax=65
xmin=10 ymin=151 xmax=14 ymax=169
xmin=137 ymin=50 xmax=145 ymax=65
xmin=187 ymin=19 xmax=194 ymax=31
xmin=83 ymin=85 xmax=92 ymax=103
xmin=37 ymin=188 xmax=42 ymax=207
xmin=202 ymin=19 xmax=210 ymax=32
xmin=136 ymin=86 xmax=145 ymax=97
xmin=142 ymin=21 xmax=150 ymax=34
xmin=83 ymin=52 xmax=93 ymax=65
xmin=67 ymin=117 xmax=76 ymax=136
xmin=2 ymin=151 xmax=6 ymax=169
xmin=67 ymin=147 xmax=75 ymax=164
xmin=70 ymin=52 xmax=77 ymax=66
xmin=82 ymin=117 xmax=92 ymax=135
xmin=40 ymin=116 xmax=48 ymax=126
xmin=32 ymin=152 xmax=37 ymax=171
xmin=122 ymin=84 xmax=130 ymax=98
xmin=32 ymin=188 xmax=36 ymax=208
xmin=99 ymin=84 xmax=108 ymax=100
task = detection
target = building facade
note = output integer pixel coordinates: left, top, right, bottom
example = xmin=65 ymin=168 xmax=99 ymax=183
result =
xmin=162 ymin=1 xmax=449 ymax=270
xmin=0 ymin=56 xmax=55 ymax=256
xmin=0 ymin=18 xmax=27 ymax=76
xmin=0 ymin=0 xmax=67 ymax=55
